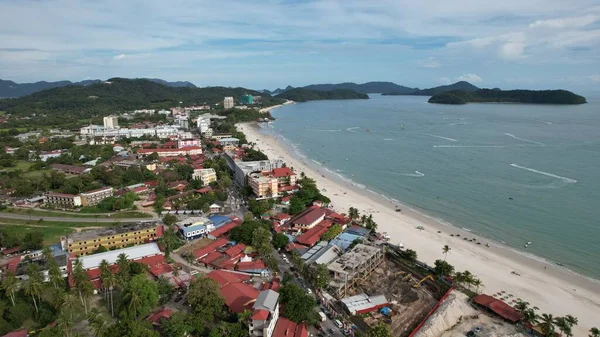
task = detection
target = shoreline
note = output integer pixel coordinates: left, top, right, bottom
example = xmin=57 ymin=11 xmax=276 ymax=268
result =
xmin=237 ymin=121 xmax=600 ymax=335
xmin=259 ymin=100 xmax=294 ymax=113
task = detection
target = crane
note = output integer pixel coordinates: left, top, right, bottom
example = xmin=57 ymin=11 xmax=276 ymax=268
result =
xmin=412 ymin=275 xmax=434 ymax=288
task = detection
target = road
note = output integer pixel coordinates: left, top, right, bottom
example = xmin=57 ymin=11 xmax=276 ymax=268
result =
xmin=0 ymin=212 xmax=154 ymax=223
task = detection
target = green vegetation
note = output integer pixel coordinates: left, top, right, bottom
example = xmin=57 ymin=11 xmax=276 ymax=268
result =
xmin=278 ymin=282 xmax=318 ymax=323
xmin=288 ymin=176 xmax=330 ymax=214
xmin=277 ymin=88 xmax=369 ymax=102
xmin=320 ymin=224 xmax=343 ymax=241
xmin=428 ymin=89 xmax=587 ymax=105
xmin=0 ymin=219 xmax=111 ymax=246
xmin=2 ymin=207 xmax=151 ymax=219
xmin=383 ymin=81 xmax=479 ymax=96
xmin=242 ymin=148 xmax=269 ymax=161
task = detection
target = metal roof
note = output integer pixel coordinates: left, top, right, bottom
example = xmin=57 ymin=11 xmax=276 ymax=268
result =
xmin=77 ymin=242 xmax=161 ymax=270
xmin=254 ymin=289 xmax=279 ymax=312
xmin=341 ymin=293 xmax=388 ymax=315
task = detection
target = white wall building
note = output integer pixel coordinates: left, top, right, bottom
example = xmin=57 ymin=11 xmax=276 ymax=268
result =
xmin=103 ymin=116 xmax=119 ymax=129
xmin=249 ymin=290 xmax=279 ymax=337
xmin=193 ymin=168 xmax=217 ymax=185
xmin=224 ymin=97 xmax=234 ymax=109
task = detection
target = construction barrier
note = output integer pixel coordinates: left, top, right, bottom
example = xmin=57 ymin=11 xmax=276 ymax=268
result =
xmin=408 ymin=287 xmax=454 ymax=337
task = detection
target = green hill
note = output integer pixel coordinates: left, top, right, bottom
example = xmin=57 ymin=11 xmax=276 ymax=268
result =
xmin=428 ymin=89 xmax=587 ymax=105
xmin=276 ymin=88 xmax=369 ymax=102
xmin=383 ymin=81 xmax=479 ymax=96
xmin=0 ymin=78 xmax=284 ymax=123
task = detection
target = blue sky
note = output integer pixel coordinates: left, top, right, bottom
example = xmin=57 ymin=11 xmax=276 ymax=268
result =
xmin=0 ymin=0 xmax=599 ymax=91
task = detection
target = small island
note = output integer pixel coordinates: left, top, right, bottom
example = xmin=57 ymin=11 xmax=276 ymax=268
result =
xmin=276 ymin=88 xmax=369 ymax=102
xmin=428 ymin=89 xmax=587 ymax=105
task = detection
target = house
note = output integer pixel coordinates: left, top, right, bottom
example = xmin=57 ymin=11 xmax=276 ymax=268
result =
xmin=237 ymin=259 xmax=269 ymax=276
xmin=272 ymin=318 xmax=308 ymax=337
xmin=295 ymin=219 xmax=333 ymax=247
xmin=271 ymin=167 xmax=297 ymax=186
xmin=207 ymin=219 xmax=242 ymax=240
xmin=288 ymin=206 xmax=327 ymax=231
xmin=50 ymin=163 xmax=90 ymax=175
xmin=249 ymin=290 xmax=280 ymax=337
xmin=193 ymin=238 xmax=229 ymax=259
xmin=146 ymin=308 xmax=173 ymax=327
xmin=175 ymin=217 xmax=215 ymax=241
xmin=209 ymin=203 xmax=223 ymax=214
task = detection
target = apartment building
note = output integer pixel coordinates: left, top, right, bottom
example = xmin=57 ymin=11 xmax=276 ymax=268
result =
xmin=248 ymin=172 xmax=279 ymax=199
xmin=249 ymin=290 xmax=280 ymax=337
xmin=60 ymin=221 xmax=163 ymax=256
xmin=45 ymin=192 xmax=82 ymax=208
xmin=223 ymin=152 xmax=284 ymax=186
xmin=178 ymin=138 xmax=201 ymax=148
xmin=103 ymin=116 xmax=119 ymax=129
xmin=137 ymin=146 xmax=202 ymax=157
xmin=271 ymin=167 xmax=297 ymax=186
xmin=79 ymin=187 xmax=114 ymax=206
xmin=192 ymin=168 xmax=217 ymax=185
xmin=224 ymin=96 xmax=234 ymax=109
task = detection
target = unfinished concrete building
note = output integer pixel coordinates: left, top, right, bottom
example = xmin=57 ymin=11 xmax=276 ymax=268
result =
xmin=328 ymin=244 xmax=384 ymax=297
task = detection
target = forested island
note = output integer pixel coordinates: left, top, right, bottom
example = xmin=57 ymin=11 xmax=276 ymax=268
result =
xmin=428 ymin=89 xmax=587 ymax=105
xmin=276 ymin=88 xmax=369 ymax=102
xmin=382 ymin=81 xmax=479 ymax=96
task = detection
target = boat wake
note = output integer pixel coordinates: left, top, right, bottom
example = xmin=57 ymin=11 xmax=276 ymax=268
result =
xmin=401 ymin=171 xmax=425 ymax=177
xmin=448 ymin=122 xmax=470 ymax=126
xmin=346 ymin=127 xmax=359 ymax=133
xmin=312 ymin=129 xmax=341 ymax=132
xmin=510 ymin=164 xmax=577 ymax=184
xmin=434 ymin=145 xmax=507 ymax=148
xmin=422 ymin=133 xmax=458 ymax=142
xmin=504 ymin=133 xmax=545 ymax=146
xmin=383 ymin=138 xmax=394 ymax=141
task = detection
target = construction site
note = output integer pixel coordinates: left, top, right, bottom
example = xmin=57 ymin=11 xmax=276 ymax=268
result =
xmin=343 ymin=255 xmax=447 ymax=337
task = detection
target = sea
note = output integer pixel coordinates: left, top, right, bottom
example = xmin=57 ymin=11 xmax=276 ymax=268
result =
xmin=264 ymin=94 xmax=600 ymax=280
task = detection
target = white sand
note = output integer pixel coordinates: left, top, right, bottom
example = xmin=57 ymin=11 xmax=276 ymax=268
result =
xmin=238 ymin=122 xmax=600 ymax=336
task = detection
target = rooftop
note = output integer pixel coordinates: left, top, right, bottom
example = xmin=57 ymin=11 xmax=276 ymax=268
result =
xmin=175 ymin=216 xmax=212 ymax=230
xmin=206 ymin=269 xmax=251 ymax=288
xmin=328 ymin=244 xmax=382 ymax=275
xmin=80 ymin=186 xmax=113 ymax=195
xmin=272 ymin=167 xmax=296 ymax=178
xmin=221 ymin=281 xmax=260 ymax=313
xmin=69 ymin=221 xmax=160 ymax=242
xmin=77 ymin=242 xmax=162 ymax=270
xmin=254 ymin=289 xmax=279 ymax=312
xmin=273 ymin=317 xmax=308 ymax=337
xmin=341 ymin=293 xmax=388 ymax=315
xmin=473 ymin=294 xmax=522 ymax=323
xmin=289 ymin=206 xmax=327 ymax=226
xmin=193 ymin=238 xmax=228 ymax=259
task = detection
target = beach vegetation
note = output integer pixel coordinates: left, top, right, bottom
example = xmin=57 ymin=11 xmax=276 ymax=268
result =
xmin=540 ymin=313 xmax=556 ymax=337
xmin=366 ymin=322 xmax=393 ymax=337
xmin=348 ymin=207 xmax=360 ymax=220
xmin=243 ymin=148 xmax=269 ymax=161
xmin=442 ymin=245 xmax=451 ymax=260
xmin=590 ymin=327 xmax=600 ymax=337
xmin=402 ymin=249 xmax=418 ymax=261
xmin=433 ymin=259 xmax=454 ymax=276
xmin=428 ymin=88 xmax=586 ymax=105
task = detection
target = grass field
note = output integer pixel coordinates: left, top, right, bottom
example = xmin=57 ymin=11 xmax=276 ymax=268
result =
xmin=0 ymin=111 xmax=5 ymax=115
xmin=2 ymin=207 xmax=153 ymax=219
xmin=0 ymin=219 xmax=110 ymax=245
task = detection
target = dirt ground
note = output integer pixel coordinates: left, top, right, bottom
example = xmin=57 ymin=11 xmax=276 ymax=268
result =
xmin=351 ymin=260 xmax=439 ymax=336
xmin=177 ymin=237 xmax=213 ymax=256
xmin=440 ymin=314 xmax=525 ymax=337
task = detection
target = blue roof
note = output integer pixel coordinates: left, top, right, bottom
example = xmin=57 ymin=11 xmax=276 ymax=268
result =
xmin=329 ymin=233 xmax=362 ymax=250
xmin=344 ymin=226 xmax=371 ymax=237
xmin=209 ymin=215 xmax=232 ymax=228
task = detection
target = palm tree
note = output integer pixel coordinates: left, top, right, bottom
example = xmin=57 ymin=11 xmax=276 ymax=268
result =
xmin=116 ymin=253 xmax=130 ymax=285
xmin=442 ymin=245 xmax=451 ymax=261
xmin=56 ymin=311 xmax=75 ymax=337
xmin=24 ymin=274 xmax=42 ymax=313
xmin=565 ymin=315 xmax=578 ymax=329
xmin=48 ymin=261 xmax=64 ymax=289
xmin=590 ymin=327 xmax=600 ymax=337
xmin=99 ymin=259 xmax=111 ymax=300
xmin=540 ymin=313 xmax=555 ymax=337
xmin=453 ymin=271 xmax=464 ymax=287
xmin=61 ymin=293 xmax=79 ymax=319
xmin=103 ymin=272 xmax=117 ymax=317
xmin=472 ymin=278 xmax=483 ymax=294
xmin=42 ymin=246 xmax=53 ymax=262
xmin=79 ymin=279 xmax=94 ymax=315
xmin=522 ymin=308 xmax=539 ymax=327
xmin=128 ymin=290 xmax=142 ymax=318
xmin=88 ymin=308 xmax=108 ymax=337
xmin=1 ymin=272 xmax=18 ymax=306
xmin=515 ymin=300 xmax=529 ymax=312
xmin=555 ymin=317 xmax=570 ymax=337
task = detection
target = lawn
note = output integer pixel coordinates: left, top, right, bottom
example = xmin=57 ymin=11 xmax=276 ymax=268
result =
xmin=3 ymin=207 xmax=153 ymax=219
xmin=0 ymin=219 xmax=110 ymax=246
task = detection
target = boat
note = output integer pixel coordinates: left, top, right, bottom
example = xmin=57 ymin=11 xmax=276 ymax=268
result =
xmin=524 ymin=244 xmax=529 ymax=248
xmin=526 ymin=241 xmax=532 ymax=245
xmin=556 ymin=262 xmax=564 ymax=266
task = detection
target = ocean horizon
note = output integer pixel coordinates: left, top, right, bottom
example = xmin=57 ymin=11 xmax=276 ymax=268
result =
xmin=265 ymin=94 xmax=600 ymax=280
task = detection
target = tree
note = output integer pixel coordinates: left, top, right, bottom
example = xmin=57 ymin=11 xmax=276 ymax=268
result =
xmin=88 ymin=308 xmax=109 ymax=337
xmin=121 ymin=274 xmax=159 ymax=319
xmin=187 ymin=277 xmax=224 ymax=320
xmin=157 ymin=276 xmax=175 ymax=305
xmin=252 ymin=226 xmax=273 ymax=256
xmin=158 ymin=228 xmax=181 ymax=257
xmin=433 ymin=259 xmax=454 ymax=277
xmin=311 ymin=264 xmax=331 ymax=290
xmin=22 ymin=231 xmax=44 ymax=250
xmin=279 ymin=283 xmax=317 ymax=323
xmin=366 ymin=322 xmax=392 ymax=337
xmin=248 ymin=199 xmax=270 ymax=217
xmin=348 ymin=207 xmax=359 ymax=220
xmin=161 ymin=312 xmax=192 ymax=337
xmin=162 ymin=214 xmax=178 ymax=227
xmin=288 ymin=197 xmax=305 ymax=214
xmin=472 ymin=278 xmax=483 ymax=294
xmin=321 ymin=224 xmax=342 ymax=241
xmin=403 ymin=249 xmax=418 ymax=262
xmin=56 ymin=311 xmax=75 ymax=337
xmin=442 ymin=245 xmax=451 ymax=261
xmin=24 ymin=264 xmax=43 ymax=313
xmin=590 ymin=328 xmax=600 ymax=337
xmin=79 ymin=278 xmax=94 ymax=315
xmin=272 ymin=233 xmax=290 ymax=250
xmin=522 ymin=308 xmax=540 ymax=327
xmin=555 ymin=317 xmax=571 ymax=337
xmin=48 ymin=259 xmax=64 ymax=289
xmin=116 ymin=253 xmax=131 ymax=285
xmin=1 ymin=272 xmax=17 ymax=306
xmin=540 ymin=313 xmax=556 ymax=337
xmin=61 ymin=293 xmax=79 ymax=319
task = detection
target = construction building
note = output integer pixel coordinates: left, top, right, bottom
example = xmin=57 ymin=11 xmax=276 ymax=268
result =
xmin=327 ymin=244 xmax=384 ymax=297
xmin=60 ymin=221 xmax=163 ymax=256
xmin=192 ymin=168 xmax=217 ymax=185
xmin=79 ymin=186 xmax=113 ymax=206
xmin=300 ymin=241 xmax=342 ymax=265
xmin=103 ymin=115 xmax=119 ymax=129
xmin=341 ymin=293 xmax=389 ymax=315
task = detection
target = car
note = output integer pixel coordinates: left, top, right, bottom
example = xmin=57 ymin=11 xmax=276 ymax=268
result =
xmin=174 ymin=296 xmax=183 ymax=303
xmin=466 ymin=331 xmax=475 ymax=337
xmin=328 ymin=328 xmax=335 ymax=334
xmin=315 ymin=323 xmax=322 ymax=330
xmin=306 ymin=288 xmax=313 ymax=295
xmin=474 ymin=326 xmax=483 ymax=333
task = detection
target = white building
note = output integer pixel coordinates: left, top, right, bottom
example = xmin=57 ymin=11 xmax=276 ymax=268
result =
xmin=249 ymin=290 xmax=279 ymax=337
xmin=224 ymin=97 xmax=234 ymax=109
xmin=193 ymin=168 xmax=217 ymax=185
xmin=103 ymin=116 xmax=119 ymax=129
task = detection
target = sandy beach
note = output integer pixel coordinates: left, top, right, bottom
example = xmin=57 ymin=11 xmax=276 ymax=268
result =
xmin=238 ymin=122 xmax=600 ymax=335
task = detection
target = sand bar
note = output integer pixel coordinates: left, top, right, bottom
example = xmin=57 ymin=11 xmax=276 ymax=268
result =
xmin=237 ymin=122 xmax=600 ymax=336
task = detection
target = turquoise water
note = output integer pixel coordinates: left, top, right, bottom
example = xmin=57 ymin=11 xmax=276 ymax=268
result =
xmin=268 ymin=95 xmax=600 ymax=279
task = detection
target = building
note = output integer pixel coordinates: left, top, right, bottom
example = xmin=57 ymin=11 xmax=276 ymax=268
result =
xmin=14 ymin=251 xmax=68 ymax=282
xmin=45 ymin=192 xmax=82 ymax=208
xmin=300 ymin=241 xmax=341 ymax=265
xmin=250 ymin=290 xmax=280 ymax=337
xmin=178 ymin=138 xmax=201 ymax=148
xmin=341 ymin=293 xmax=389 ymax=315
xmin=103 ymin=115 xmax=119 ymax=129
xmin=240 ymin=94 xmax=254 ymax=104
xmin=289 ymin=206 xmax=327 ymax=231
xmin=50 ymin=163 xmax=90 ymax=175
xmin=224 ymin=97 xmax=234 ymax=109
xmin=175 ymin=216 xmax=215 ymax=241
xmin=327 ymin=244 xmax=384 ymax=296
xmin=60 ymin=221 xmax=163 ymax=256
xmin=472 ymin=294 xmax=522 ymax=323
xmin=224 ymin=153 xmax=284 ymax=186
xmin=248 ymin=172 xmax=279 ymax=199
xmin=79 ymin=187 xmax=113 ymax=206
xmin=39 ymin=150 xmax=63 ymax=162
xmin=271 ymin=167 xmax=297 ymax=186
xmin=272 ymin=318 xmax=308 ymax=337
xmin=137 ymin=146 xmax=202 ymax=157
xmin=192 ymin=168 xmax=217 ymax=185
xmin=218 ymin=137 xmax=240 ymax=151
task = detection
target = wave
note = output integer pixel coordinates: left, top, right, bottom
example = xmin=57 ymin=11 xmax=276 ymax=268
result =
xmin=346 ymin=126 xmax=359 ymax=133
xmin=422 ymin=133 xmax=458 ymax=142
xmin=400 ymin=170 xmax=426 ymax=177
xmin=311 ymin=159 xmax=323 ymax=166
xmin=510 ymin=164 xmax=577 ymax=184
xmin=504 ymin=133 xmax=545 ymax=146
xmin=448 ymin=122 xmax=470 ymax=126
xmin=311 ymin=129 xmax=341 ymax=132
xmin=534 ymin=119 xmax=553 ymax=125
xmin=384 ymin=138 xmax=394 ymax=141
xmin=434 ymin=145 xmax=507 ymax=148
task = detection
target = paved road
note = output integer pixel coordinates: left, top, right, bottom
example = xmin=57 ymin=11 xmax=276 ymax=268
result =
xmin=0 ymin=212 xmax=154 ymax=223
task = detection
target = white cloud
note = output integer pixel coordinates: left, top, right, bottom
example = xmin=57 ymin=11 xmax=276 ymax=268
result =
xmin=416 ymin=57 xmax=440 ymax=68
xmin=436 ymin=77 xmax=452 ymax=85
xmin=529 ymin=15 xmax=598 ymax=29
xmin=456 ymin=73 xmax=482 ymax=83
xmin=500 ymin=41 xmax=526 ymax=60
xmin=113 ymin=54 xmax=127 ymax=60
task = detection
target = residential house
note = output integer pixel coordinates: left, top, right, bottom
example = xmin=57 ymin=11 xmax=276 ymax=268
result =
xmin=249 ymin=290 xmax=280 ymax=337
xmin=175 ymin=217 xmax=215 ymax=241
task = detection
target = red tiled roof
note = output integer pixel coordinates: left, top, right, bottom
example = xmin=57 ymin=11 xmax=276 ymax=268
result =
xmin=237 ymin=260 xmax=266 ymax=271
xmin=272 ymin=167 xmax=296 ymax=178
xmin=147 ymin=308 xmax=174 ymax=324
xmin=136 ymin=254 xmax=165 ymax=267
xmin=278 ymin=185 xmax=299 ymax=192
xmin=214 ymin=257 xmax=236 ymax=270
xmin=281 ymin=196 xmax=291 ymax=202
xmin=225 ymin=243 xmax=247 ymax=257
xmin=206 ymin=270 xmax=251 ymax=288
xmin=208 ymin=221 xmax=241 ymax=238
xmin=145 ymin=181 xmax=159 ymax=187
xmin=285 ymin=242 xmax=309 ymax=252
xmin=221 ymin=282 xmax=259 ymax=313
xmin=473 ymin=294 xmax=522 ymax=323
xmin=201 ymin=251 xmax=224 ymax=265
xmin=1 ymin=246 xmax=21 ymax=255
xmin=2 ymin=328 xmax=28 ymax=337
xmin=273 ymin=317 xmax=309 ymax=337
xmin=295 ymin=220 xmax=332 ymax=246
xmin=193 ymin=238 xmax=229 ymax=259
xmin=289 ymin=206 xmax=326 ymax=226
xmin=252 ymin=309 xmax=270 ymax=320
xmin=195 ymin=186 xmax=213 ymax=194
xmin=149 ymin=263 xmax=174 ymax=277
xmin=273 ymin=213 xmax=291 ymax=221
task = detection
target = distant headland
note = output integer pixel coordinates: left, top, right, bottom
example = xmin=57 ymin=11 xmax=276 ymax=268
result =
xmin=428 ymin=89 xmax=587 ymax=105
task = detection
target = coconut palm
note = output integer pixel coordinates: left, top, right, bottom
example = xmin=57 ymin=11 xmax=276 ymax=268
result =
xmin=56 ymin=311 xmax=75 ymax=337
xmin=515 ymin=299 xmax=529 ymax=312
xmin=540 ymin=313 xmax=556 ymax=337
xmin=79 ymin=279 xmax=94 ymax=315
xmin=24 ymin=274 xmax=42 ymax=312
xmin=128 ymin=290 xmax=142 ymax=318
xmin=522 ymin=308 xmax=539 ymax=327
xmin=116 ymin=253 xmax=130 ymax=285
xmin=555 ymin=317 xmax=570 ymax=337
xmin=565 ymin=315 xmax=578 ymax=329
xmin=1 ymin=272 xmax=18 ymax=306
xmin=442 ymin=245 xmax=451 ymax=261
xmin=590 ymin=327 xmax=600 ymax=337
xmin=99 ymin=259 xmax=111 ymax=300
xmin=88 ymin=308 xmax=108 ymax=337
xmin=472 ymin=278 xmax=483 ymax=294
xmin=42 ymin=246 xmax=53 ymax=262
xmin=103 ymin=272 xmax=117 ymax=317
xmin=462 ymin=270 xmax=474 ymax=289
xmin=61 ymin=293 xmax=79 ymax=319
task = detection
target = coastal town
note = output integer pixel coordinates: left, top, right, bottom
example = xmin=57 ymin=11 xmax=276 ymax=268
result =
xmin=0 ymin=95 xmax=598 ymax=337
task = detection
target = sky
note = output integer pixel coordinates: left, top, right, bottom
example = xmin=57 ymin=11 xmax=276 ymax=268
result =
xmin=0 ymin=0 xmax=599 ymax=91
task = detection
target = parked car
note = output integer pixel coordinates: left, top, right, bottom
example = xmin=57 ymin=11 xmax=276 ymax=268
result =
xmin=466 ymin=331 xmax=475 ymax=337
xmin=474 ymin=326 xmax=483 ymax=333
